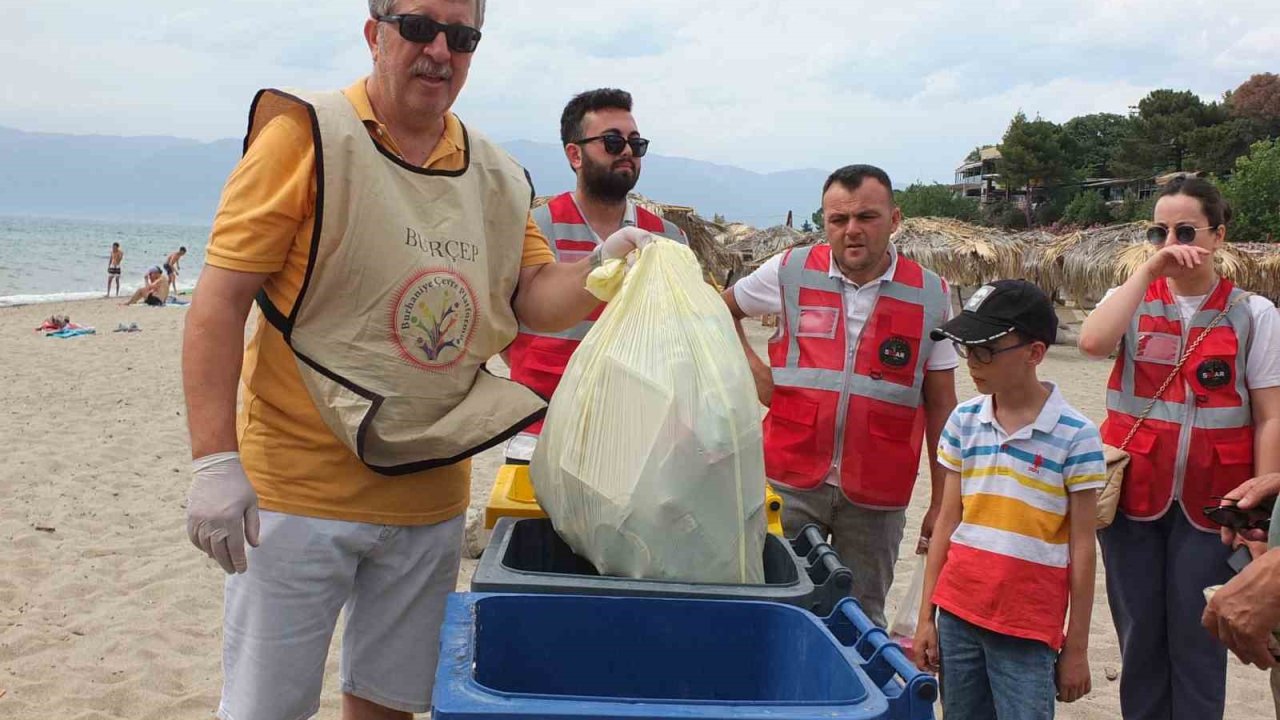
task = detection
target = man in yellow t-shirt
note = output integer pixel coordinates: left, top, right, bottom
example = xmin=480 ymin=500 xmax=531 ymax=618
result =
xmin=181 ymin=2 xmax=654 ymax=719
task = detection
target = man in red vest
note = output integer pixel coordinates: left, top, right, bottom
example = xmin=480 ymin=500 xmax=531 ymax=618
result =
xmin=723 ymin=165 xmax=958 ymax=626
xmin=505 ymin=88 xmax=686 ymax=462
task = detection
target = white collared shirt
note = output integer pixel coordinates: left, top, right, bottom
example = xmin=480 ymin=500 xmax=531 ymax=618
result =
xmin=733 ymin=245 xmax=960 ymax=371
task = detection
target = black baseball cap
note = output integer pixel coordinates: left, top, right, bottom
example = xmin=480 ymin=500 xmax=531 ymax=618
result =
xmin=930 ymin=279 xmax=1057 ymax=346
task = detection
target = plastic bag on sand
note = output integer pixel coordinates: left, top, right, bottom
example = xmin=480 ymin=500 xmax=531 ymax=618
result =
xmin=889 ymin=554 xmax=927 ymax=659
xmin=530 ymin=239 xmax=766 ymax=584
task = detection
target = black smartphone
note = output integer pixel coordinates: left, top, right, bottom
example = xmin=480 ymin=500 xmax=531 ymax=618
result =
xmin=1227 ymin=545 xmax=1254 ymax=575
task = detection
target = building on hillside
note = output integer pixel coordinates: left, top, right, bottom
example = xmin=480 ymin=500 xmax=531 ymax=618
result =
xmin=953 ymin=147 xmax=1003 ymax=203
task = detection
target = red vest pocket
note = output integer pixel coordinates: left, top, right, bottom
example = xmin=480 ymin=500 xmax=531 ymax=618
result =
xmin=763 ymin=393 xmax=826 ymax=486
xmin=1208 ymin=438 xmax=1255 ymax=504
xmin=1117 ymin=424 xmax=1163 ymax=517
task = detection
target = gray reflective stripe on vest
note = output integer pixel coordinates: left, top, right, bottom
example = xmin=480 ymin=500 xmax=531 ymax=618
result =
xmin=777 ymin=247 xmax=824 ymax=369
xmin=658 ymin=219 xmax=687 ymax=244
xmin=1106 ymin=389 xmax=1252 ymax=429
xmin=1113 ymin=287 xmax=1254 ymax=433
xmin=522 ymin=203 xmax=596 ymax=340
xmin=532 ymin=203 xmax=688 ymax=261
xmin=775 ymin=246 xmax=942 ymax=403
xmin=532 ymin=205 xmax=600 ymax=259
xmin=771 ymin=367 xmax=924 ymax=408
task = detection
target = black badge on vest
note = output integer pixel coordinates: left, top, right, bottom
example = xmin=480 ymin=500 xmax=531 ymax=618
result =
xmin=1196 ymin=358 xmax=1232 ymax=389
xmin=879 ymin=337 xmax=913 ymax=368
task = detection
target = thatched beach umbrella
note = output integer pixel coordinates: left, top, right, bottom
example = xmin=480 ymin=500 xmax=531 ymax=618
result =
xmin=1015 ymin=230 xmax=1062 ymax=300
xmin=727 ymin=225 xmax=820 ymax=271
xmin=1235 ymin=244 xmax=1280 ymax=302
xmin=659 ymin=209 xmax=740 ymax=287
xmin=891 ymin=218 xmax=1026 ymax=290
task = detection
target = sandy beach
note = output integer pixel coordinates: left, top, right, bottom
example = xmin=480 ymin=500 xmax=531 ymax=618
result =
xmin=0 ymin=295 xmax=1274 ymax=719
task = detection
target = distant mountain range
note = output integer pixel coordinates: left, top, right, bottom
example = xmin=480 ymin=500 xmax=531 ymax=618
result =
xmin=0 ymin=125 xmax=828 ymax=227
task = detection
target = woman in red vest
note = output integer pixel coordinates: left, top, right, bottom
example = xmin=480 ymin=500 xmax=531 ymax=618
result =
xmin=1080 ymin=176 xmax=1280 ymax=720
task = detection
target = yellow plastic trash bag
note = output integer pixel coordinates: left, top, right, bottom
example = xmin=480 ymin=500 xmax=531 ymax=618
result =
xmin=531 ymin=239 xmax=766 ymax=584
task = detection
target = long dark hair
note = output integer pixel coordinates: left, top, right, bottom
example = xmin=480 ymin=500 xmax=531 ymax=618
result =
xmin=1158 ymin=175 xmax=1232 ymax=228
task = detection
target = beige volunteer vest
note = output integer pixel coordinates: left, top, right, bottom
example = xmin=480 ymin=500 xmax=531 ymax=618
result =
xmin=246 ymin=88 xmax=546 ymax=475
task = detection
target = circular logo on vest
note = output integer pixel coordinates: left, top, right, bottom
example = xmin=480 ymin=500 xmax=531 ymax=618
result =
xmin=1196 ymin=358 xmax=1232 ymax=389
xmin=390 ymin=269 xmax=479 ymax=371
xmin=879 ymin=336 xmax=913 ymax=368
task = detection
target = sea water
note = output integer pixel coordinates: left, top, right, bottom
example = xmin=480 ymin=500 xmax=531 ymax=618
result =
xmin=0 ymin=216 xmax=209 ymax=307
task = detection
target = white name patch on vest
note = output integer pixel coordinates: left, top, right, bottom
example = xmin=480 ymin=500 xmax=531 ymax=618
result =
xmin=1134 ymin=331 xmax=1180 ymax=365
xmin=391 ymin=269 xmax=478 ymax=371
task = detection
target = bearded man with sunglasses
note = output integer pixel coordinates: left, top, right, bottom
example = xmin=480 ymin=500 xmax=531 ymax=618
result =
xmin=181 ymin=3 xmax=652 ymax=719
xmin=504 ymin=88 xmax=687 ymax=461
xmin=721 ymin=164 xmax=959 ymax=628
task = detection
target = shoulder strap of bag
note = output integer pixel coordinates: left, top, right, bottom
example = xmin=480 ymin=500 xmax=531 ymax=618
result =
xmin=1117 ymin=291 xmax=1252 ymax=451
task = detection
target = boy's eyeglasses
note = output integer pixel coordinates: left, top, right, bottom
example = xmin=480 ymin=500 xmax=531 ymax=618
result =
xmin=375 ymin=14 xmax=482 ymax=53
xmin=576 ymin=134 xmax=650 ymax=158
xmin=953 ymin=340 xmax=1032 ymax=364
xmin=1146 ymin=224 xmax=1214 ymax=246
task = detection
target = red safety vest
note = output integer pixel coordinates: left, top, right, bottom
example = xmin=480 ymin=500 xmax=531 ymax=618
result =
xmin=763 ymin=244 xmax=949 ymax=509
xmin=1101 ymin=278 xmax=1255 ymax=531
xmin=507 ymin=192 xmax=686 ymax=435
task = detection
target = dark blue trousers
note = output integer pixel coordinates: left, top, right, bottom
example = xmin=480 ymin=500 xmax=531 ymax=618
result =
xmin=1099 ymin=505 xmax=1233 ymax=720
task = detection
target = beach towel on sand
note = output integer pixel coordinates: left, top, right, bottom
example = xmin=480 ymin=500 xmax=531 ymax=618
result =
xmin=46 ymin=327 xmax=96 ymax=339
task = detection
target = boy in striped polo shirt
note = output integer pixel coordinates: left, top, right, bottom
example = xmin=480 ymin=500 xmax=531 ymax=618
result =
xmin=913 ymin=280 xmax=1104 ymax=719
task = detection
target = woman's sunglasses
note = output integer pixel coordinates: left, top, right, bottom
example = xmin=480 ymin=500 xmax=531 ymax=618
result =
xmin=376 ymin=14 xmax=482 ymax=53
xmin=1146 ymin=224 xmax=1215 ymax=246
xmin=576 ymin=134 xmax=650 ymax=158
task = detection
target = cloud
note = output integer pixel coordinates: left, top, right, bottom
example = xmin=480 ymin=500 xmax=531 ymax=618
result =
xmin=1 ymin=0 xmax=1276 ymax=184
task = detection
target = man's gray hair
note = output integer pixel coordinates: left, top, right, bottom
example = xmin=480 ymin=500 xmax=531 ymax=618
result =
xmin=368 ymin=0 xmax=485 ymax=28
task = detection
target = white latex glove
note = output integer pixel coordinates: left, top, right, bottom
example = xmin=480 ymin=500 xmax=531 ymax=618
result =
xmin=186 ymin=452 xmax=261 ymax=574
xmin=596 ymin=226 xmax=655 ymax=264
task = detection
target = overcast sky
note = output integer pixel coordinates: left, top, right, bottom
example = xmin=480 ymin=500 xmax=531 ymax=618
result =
xmin=3 ymin=1 xmax=1277 ymax=182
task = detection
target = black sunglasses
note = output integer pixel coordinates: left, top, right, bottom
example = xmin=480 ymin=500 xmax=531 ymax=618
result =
xmin=376 ymin=14 xmax=482 ymax=53
xmin=953 ymin=340 xmax=1033 ymax=365
xmin=1146 ymin=224 xmax=1214 ymax=246
xmin=1203 ymin=496 xmax=1274 ymax=531
xmin=576 ymin=134 xmax=650 ymax=158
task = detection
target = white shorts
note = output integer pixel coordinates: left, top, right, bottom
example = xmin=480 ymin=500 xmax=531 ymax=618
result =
xmin=217 ymin=510 xmax=463 ymax=720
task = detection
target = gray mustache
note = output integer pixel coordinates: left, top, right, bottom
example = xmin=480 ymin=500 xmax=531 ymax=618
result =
xmin=411 ymin=60 xmax=453 ymax=79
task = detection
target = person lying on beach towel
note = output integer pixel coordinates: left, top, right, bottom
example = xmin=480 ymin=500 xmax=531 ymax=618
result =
xmin=47 ymin=326 xmax=96 ymax=338
xmin=35 ymin=314 xmax=72 ymax=332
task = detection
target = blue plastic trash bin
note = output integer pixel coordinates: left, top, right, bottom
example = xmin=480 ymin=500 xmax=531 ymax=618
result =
xmin=472 ymin=517 xmax=852 ymax=617
xmin=432 ymin=593 xmax=936 ymax=720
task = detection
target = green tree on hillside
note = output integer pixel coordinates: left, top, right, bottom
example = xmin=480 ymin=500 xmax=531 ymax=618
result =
xmin=1185 ymin=119 xmax=1259 ymax=176
xmin=1061 ymin=190 xmax=1112 ymax=226
xmin=998 ymin=112 xmax=1070 ymax=227
xmin=812 ymin=208 xmax=823 ymax=229
xmin=1061 ymin=113 xmax=1132 ymax=176
xmin=894 ymin=183 xmax=979 ymax=221
xmin=1113 ymin=90 xmax=1224 ymax=176
xmin=1222 ymin=139 xmax=1280 ymax=242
